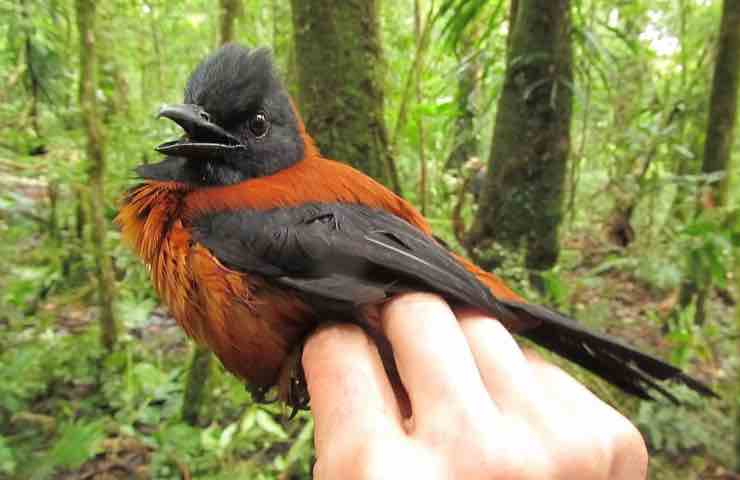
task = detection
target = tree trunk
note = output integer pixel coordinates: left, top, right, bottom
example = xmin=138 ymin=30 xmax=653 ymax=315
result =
xmin=291 ymin=0 xmax=395 ymax=188
xmin=272 ymin=0 xmax=297 ymax=95
xmin=678 ymin=0 xmax=740 ymax=325
xmin=736 ymin=257 xmax=740 ymax=470
xmin=181 ymin=345 xmax=213 ymax=425
xmin=144 ymin=1 xmax=165 ymax=101
xmin=467 ymin=0 xmax=573 ymax=277
xmin=219 ymin=0 xmax=242 ymax=45
xmin=20 ymin=0 xmax=41 ymax=139
xmin=76 ymin=0 xmax=118 ymax=351
xmin=701 ymin=0 xmax=740 ymax=207
xmin=47 ymin=182 xmax=60 ymax=244
xmin=75 ymin=185 xmax=86 ymax=241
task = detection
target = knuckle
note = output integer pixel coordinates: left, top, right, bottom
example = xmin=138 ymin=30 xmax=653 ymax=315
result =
xmin=544 ymin=418 xmax=613 ymax=479
xmin=460 ymin=314 xmax=507 ymax=339
xmin=611 ymin=421 xmax=649 ymax=475
xmin=303 ymin=323 xmax=365 ymax=360
xmin=463 ymin=418 xmax=553 ymax=480
xmin=618 ymin=419 xmax=648 ymax=454
xmin=383 ymin=292 xmax=448 ymax=318
xmin=503 ymin=426 xmax=555 ymax=479
xmin=490 ymin=448 xmax=553 ymax=479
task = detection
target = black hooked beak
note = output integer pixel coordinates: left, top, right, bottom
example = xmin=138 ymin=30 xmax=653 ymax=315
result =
xmin=155 ymin=104 xmax=245 ymax=159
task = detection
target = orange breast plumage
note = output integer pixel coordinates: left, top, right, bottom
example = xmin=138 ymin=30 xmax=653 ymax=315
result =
xmin=117 ymin=182 xmax=315 ymax=391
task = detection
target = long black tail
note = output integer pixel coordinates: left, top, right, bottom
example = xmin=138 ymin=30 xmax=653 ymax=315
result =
xmin=500 ymin=301 xmax=717 ymax=403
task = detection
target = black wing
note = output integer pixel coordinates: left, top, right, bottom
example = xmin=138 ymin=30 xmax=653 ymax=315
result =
xmin=192 ymin=203 xmax=513 ymax=321
xmin=192 ymin=203 xmax=715 ymax=402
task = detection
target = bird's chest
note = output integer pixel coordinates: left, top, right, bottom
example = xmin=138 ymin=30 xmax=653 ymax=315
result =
xmin=118 ymin=185 xmax=315 ymax=388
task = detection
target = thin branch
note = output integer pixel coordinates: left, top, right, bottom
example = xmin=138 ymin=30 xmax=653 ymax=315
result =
xmin=415 ymin=0 xmax=428 ymax=214
xmin=390 ymin=3 xmax=435 ymax=154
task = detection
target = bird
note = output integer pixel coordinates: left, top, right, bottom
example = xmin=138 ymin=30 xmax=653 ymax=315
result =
xmin=117 ymin=43 xmax=714 ymax=410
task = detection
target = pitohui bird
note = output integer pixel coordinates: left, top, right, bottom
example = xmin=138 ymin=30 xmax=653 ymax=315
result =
xmin=117 ymin=44 xmax=713 ymax=409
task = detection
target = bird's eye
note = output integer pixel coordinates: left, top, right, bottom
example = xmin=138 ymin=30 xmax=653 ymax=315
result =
xmin=249 ymin=112 xmax=270 ymax=138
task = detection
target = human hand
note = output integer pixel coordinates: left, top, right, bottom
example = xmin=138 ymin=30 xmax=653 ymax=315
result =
xmin=302 ymin=293 xmax=648 ymax=479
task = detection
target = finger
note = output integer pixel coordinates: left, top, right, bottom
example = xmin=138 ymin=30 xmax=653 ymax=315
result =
xmin=610 ymin=428 xmax=649 ymax=480
xmin=523 ymin=350 xmax=606 ymax=416
xmin=523 ymin=350 xmax=648 ymax=479
xmin=366 ymin=328 xmax=413 ymax=418
xmin=303 ymin=323 xmax=403 ymax=454
xmin=380 ymin=293 xmax=496 ymax=426
xmin=457 ymin=309 xmax=543 ymax=413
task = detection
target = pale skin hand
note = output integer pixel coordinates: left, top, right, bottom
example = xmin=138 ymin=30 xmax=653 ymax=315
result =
xmin=302 ymin=293 xmax=648 ymax=480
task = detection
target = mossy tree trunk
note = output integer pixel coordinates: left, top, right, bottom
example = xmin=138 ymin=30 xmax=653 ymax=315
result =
xmin=271 ymin=0 xmax=297 ymax=95
xmin=291 ymin=0 xmax=395 ymax=188
xmin=76 ymin=0 xmax=118 ymax=351
xmin=701 ymin=0 xmax=739 ymax=207
xmin=679 ymin=0 xmax=740 ymax=325
xmin=736 ymin=258 xmax=740 ymax=470
xmin=181 ymin=344 xmax=213 ymax=425
xmin=467 ymin=0 xmax=573 ymax=278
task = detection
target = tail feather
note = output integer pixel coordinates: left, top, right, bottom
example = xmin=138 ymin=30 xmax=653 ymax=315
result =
xmin=500 ymin=301 xmax=717 ymax=402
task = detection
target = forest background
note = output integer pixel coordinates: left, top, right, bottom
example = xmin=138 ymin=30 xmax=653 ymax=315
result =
xmin=0 ymin=0 xmax=738 ymax=478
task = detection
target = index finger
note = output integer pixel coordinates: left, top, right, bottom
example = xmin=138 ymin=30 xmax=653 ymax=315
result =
xmin=302 ymin=323 xmax=404 ymax=453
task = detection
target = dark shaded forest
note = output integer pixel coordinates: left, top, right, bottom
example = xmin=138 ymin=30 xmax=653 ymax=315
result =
xmin=0 ymin=0 xmax=738 ymax=478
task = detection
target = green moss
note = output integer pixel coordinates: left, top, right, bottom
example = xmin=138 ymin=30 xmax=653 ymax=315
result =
xmin=291 ymin=0 xmax=392 ymax=185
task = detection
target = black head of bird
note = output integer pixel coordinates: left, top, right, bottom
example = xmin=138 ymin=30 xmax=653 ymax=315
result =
xmin=141 ymin=44 xmax=304 ymax=186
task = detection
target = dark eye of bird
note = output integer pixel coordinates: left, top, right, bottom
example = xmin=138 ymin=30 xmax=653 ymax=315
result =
xmin=249 ymin=112 xmax=270 ymax=138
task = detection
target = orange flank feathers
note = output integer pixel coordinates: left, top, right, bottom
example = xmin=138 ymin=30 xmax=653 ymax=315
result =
xmin=117 ymin=181 xmax=315 ymax=389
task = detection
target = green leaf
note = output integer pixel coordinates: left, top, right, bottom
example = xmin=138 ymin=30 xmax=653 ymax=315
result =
xmin=46 ymin=420 xmax=105 ymax=470
xmin=219 ymin=423 xmax=238 ymax=450
xmin=133 ymin=362 xmax=168 ymax=397
xmin=0 ymin=436 xmax=16 ymax=475
xmin=201 ymin=424 xmax=220 ymax=453
xmin=118 ymin=298 xmax=156 ymax=328
xmin=588 ymin=257 xmax=637 ymax=276
xmin=240 ymin=407 xmax=257 ymax=434
xmin=255 ymin=410 xmax=288 ymax=440
xmin=683 ymin=220 xmax=716 ymax=236
xmin=158 ymin=423 xmax=201 ymax=456
xmin=672 ymin=144 xmax=695 ymax=159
